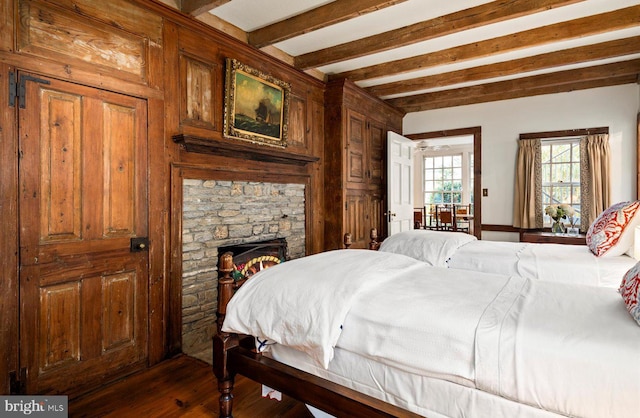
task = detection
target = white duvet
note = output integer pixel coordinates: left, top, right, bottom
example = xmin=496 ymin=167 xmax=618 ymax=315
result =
xmin=223 ymin=249 xmax=425 ymax=368
xmin=223 ymin=249 xmax=640 ymax=418
xmin=379 ymin=230 xmax=637 ymax=287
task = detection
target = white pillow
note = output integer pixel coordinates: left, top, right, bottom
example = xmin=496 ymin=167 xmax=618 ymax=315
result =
xmin=379 ymin=229 xmax=477 ymax=267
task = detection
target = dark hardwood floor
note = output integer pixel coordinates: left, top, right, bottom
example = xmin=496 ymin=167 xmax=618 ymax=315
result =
xmin=69 ymin=355 xmax=314 ymax=418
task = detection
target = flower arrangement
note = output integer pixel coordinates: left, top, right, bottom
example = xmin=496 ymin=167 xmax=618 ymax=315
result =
xmin=544 ymin=203 xmax=576 ymax=222
xmin=544 ymin=204 xmax=576 ymax=233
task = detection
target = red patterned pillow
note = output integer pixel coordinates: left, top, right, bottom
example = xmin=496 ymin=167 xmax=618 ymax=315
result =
xmin=586 ymin=201 xmax=640 ymax=257
xmin=619 ymin=262 xmax=640 ymax=325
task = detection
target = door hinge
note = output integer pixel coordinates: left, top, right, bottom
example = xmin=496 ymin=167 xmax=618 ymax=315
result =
xmin=8 ymin=71 xmax=51 ymax=108
xmin=8 ymin=71 xmax=16 ymax=107
xmin=9 ymin=368 xmax=26 ymax=394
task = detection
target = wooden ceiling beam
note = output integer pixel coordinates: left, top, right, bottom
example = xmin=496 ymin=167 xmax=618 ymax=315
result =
xmin=335 ymin=4 xmax=640 ymax=82
xmin=392 ymin=76 xmax=638 ymax=112
xmin=181 ymin=0 xmax=231 ymax=16
xmin=248 ymin=0 xmax=407 ymax=49
xmin=428 ymin=75 xmax=638 ymax=111
xmin=368 ymin=36 xmax=640 ymax=97
xmin=387 ymin=59 xmax=640 ymax=112
xmin=295 ymin=0 xmax=582 ymax=70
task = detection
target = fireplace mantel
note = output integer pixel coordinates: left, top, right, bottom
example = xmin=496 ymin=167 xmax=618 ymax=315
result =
xmin=172 ymin=134 xmax=319 ymax=166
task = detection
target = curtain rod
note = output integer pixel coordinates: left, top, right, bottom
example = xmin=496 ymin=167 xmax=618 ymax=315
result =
xmin=519 ymin=127 xmax=608 ymax=140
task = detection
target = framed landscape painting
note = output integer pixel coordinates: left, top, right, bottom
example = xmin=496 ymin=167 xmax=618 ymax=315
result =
xmin=223 ymin=58 xmax=290 ymax=148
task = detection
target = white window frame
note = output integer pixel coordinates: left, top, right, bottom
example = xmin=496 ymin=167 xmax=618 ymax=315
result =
xmin=540 ymin=138 xmax=581 ymax=226
xmin=422 ymin=150 xmax=472 ymax=206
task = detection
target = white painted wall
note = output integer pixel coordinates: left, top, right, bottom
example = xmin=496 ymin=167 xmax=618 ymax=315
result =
xmin=403 ymin=84 xmax=640 ymax=241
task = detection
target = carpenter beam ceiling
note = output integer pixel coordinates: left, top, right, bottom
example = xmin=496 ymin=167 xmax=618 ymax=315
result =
xmin=180 ymin=0 xmax=640 ymax=112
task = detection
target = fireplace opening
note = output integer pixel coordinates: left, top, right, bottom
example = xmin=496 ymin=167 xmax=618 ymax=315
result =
xmin=219 ymin=238 xmax=288 ymax=279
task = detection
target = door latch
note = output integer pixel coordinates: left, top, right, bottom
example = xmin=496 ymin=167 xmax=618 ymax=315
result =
xmin=385 ymin=212 xmax=396 ymax=222
xmin=130 ymin=237 xmax=150 ymax=252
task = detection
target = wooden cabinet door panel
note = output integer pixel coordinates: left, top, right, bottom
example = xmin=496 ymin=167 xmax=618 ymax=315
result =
xmin=18 ymin=74 xmax=149 ymax=396
xmin=344 ymin=192 xmax=385 ymax=248
xmin=179 ymin=53 xmax=218 ymax=130
xmin=368 ymin=193 xmax=385 ymax=239
xmin=346 ymin=109 xmax=365 ymax=185
xmin=368 ymin=120 xmax=385 ymax=187
xmin=345 ymin=192 xmax=366 ymax=248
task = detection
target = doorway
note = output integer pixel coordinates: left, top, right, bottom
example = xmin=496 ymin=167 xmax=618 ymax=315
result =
xmin=406 ymin=127 xmax=481 ymax=238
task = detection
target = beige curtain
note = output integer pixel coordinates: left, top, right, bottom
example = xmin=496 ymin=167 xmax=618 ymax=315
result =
xmin=513 ymin=138 xmax=542 ymax=228
xmin=580 ymin=134 xmax=611 ymax=231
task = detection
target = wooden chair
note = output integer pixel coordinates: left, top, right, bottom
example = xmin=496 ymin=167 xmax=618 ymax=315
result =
xmin=424 ymin=205 xmax=438 ymax=230
xmin=413 ymin=207 xmax=425 ymax=229
xmin=454 ymin=204 xmax=471 ymax=233
xmin=437 ymin=205 xmax=454 ymax=230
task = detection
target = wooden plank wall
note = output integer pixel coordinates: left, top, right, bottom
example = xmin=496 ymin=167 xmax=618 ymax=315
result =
xmin=0 ymin=0 xmax=325 ymax=394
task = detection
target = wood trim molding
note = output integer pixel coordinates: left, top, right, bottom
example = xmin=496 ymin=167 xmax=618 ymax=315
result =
xmin=406 ymin=126 xmax=481 ymax=140
xmin=481 ymin=224 xmax=520 ymax=233
xmin=172 ymin=134 xmax=320 ymax=166
xmin=519 ymin=126 xmax=608 ymax=139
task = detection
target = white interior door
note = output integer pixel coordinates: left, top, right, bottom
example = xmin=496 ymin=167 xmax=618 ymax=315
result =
xmin=387 ymin=132 xmax=415 ymax=235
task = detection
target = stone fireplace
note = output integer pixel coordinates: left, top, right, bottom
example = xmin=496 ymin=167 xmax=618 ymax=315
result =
xmin=181 ymin=179 xmax=306 ymax=356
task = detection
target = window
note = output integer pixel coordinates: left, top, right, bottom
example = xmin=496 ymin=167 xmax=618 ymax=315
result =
xmin=424 ymin=154 xmax=463 ymax=204
xmin=514 ymin=127 xmax=608 ymax=231
xmin=541 ymin=139 xmax=581 ymax=225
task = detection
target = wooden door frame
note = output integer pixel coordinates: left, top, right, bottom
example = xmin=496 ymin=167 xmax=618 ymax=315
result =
xmin=406 ymin=127 xmax=482 ymax=239
xmin=0 ymin=65 xmax=19 ymax=394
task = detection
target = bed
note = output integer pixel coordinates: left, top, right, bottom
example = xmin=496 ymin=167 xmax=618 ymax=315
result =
xmin=213 ymin=247 xmax=640 ymax=418
xmin=376 ymin=229 xmax=637 ymax=288
xmin=376 ymin=201 xmax=640 ymax=288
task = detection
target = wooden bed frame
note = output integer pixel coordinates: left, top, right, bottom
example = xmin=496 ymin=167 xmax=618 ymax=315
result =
xmin=212 ymin=232 xmax=421 ymax=418
xmin=343 ymin=229 xmax=381 ymax=251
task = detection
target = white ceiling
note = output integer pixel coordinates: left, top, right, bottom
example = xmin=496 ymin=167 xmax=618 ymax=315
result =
xmin=199 ymin=0 xmax=640 ymax=109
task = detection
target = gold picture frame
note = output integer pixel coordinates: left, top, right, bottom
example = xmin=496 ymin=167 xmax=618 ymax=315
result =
xmin=223 ymin=58 xmax=290 ymax=148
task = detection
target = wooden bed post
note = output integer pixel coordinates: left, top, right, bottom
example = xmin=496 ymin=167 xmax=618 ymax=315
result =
xmin=344 ymin=230 xmax=380 ymax=250
xmin=213 ymin=252 xmax=239 ymax=418
xmin=343 ymin=232 xmax=352 ymax=248
xmin=369 ymin=228 xmax=381 ymax=250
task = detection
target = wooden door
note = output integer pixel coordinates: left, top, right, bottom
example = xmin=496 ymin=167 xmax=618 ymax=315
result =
xmin=18 ymin=73 xmax=149 ymax=396
xmin=387 ymin=132 xmax=415 ymax=235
